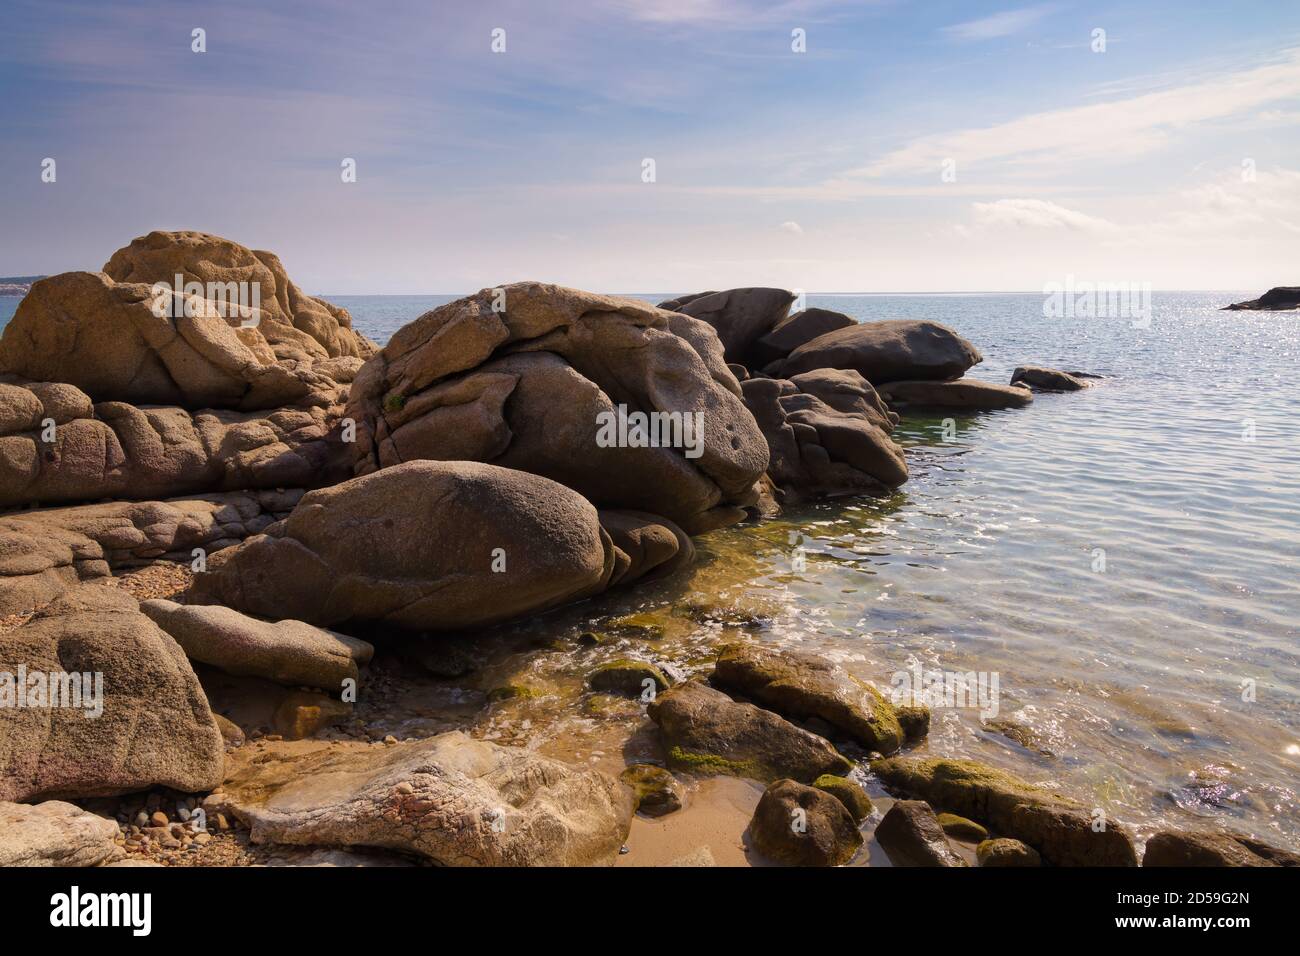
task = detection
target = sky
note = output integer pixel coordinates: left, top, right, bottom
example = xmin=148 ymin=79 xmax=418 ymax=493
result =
xmin=1 ymin=0 xmax=1298 ymax=293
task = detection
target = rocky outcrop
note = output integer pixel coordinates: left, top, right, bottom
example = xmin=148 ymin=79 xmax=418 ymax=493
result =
xmin=713 ymin=643 xmax=907 ymax=755
xmin=753 ymin=308 xmax=856 ymax=368
xmin=346 ymin=283 xmax=768 ymax=534
xmin=874 ymin=800 xmax=967 ymax=866
xmin=209 ymin=733 xmax=633 ymax=866
xmin=187 ymin=460 xmax=644 ymax=631
xmin=1142 ymin=830 xmax=1300 ymax=867
xmin=0 ymin=584 xmax=225 ymax=801
xmin=1223 ymin=287 xmax=1300 ymax=311
xmin=778 ymin=320 xmax=982 ymax=384
xmin=0 ymin=801 xmax=125 ymax=867
xmin=741 ymin=370 xmax=907 ymax=502
xmin=871 ymin=756 xmax=1138 ymax=866
xmin=977 ymin=837 xmax=1041 ymax=866
xmin=647 ymin=680 xmax=853 ymax=782
xmin=877 ymin=378 xmax=1033 ymax=410
xmin=658 ymin=287 xmax=795 ymax=367
xmin=1009 ymin=366 xmax=1090 ymax=392
xmin=748 ymin=778 xmax=862 ymax=866
xmin=0 ymin=490 xmax=301 ymax=616
xmin=140 ymin=599 xmax=374 ymax=690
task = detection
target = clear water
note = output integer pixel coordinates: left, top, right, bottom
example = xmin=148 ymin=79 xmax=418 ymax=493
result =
xmin=3 ymin=291 xmax=1296 ymax=850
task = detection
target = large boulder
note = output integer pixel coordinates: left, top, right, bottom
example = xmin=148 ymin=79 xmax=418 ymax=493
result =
xmin=871 ymin=756 xmax=1138 ymax=866
xmin=187 ymin=460 xmax=634 ymax=631
xmin=1142 ymin=830 xmax=1300 ymax=867
xmin=658 ymin=287 xmax=795 ymax=366
xmin=140 ymin=599 xmax=374 ymax=690
xmin=748 ymin=778 xmax=862 ymax=866
xmin=208 ymin=733 xmax=633 ymax=866
xmin=0 ymin=584 xmax=225 ymax=801
xmin=346 ymin=283 xmax=769 ymax=534
xmin=874 ymin=800 xmax=966 ymax=866
xmin=0 ymin=490 xmax=302 ymax=616
xmin=876 ymin=378 xmax=1033 ymax=410
xmin=778 ymin=320 xmax=982 ymax=384
xmin=647 ymin=680 xmax=853 ymax=783
xmin=741 ymin=371 xmax=907 ymax=502
xmin=713 ymin=643 xmax=906 ymax=755
xmin=0 ymin=800 xmax=125 ymax=867
xmin=753 ymin=308 xmax=856 ymax=368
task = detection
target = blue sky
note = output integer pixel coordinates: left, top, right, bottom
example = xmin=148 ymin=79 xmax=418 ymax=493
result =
xmin=2 ymin=0 xmax=1298 ymax=292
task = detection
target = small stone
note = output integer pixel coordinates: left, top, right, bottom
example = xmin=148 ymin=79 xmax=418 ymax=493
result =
xmin=588 ymin=659 xmax=670 ymax=698
xmin=620 ymin=764 xmax=684 ymax=817
xmin=977 ymin=838 xmax=1041 ymax=867
xmin=149 ymin=811 xmax=168 ymax=828
xmin=215 ymin=814 xmax=230 ymax=832
xmin=133 ymin=811 xmax=149 ymax=828
xmin=383 ymin=735 xmax=398 ymax=746
xmin=177 ymin=806 xmax=191 ymax=822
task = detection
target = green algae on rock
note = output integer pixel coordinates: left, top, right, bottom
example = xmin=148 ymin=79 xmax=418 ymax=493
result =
xmin=620 ymin=764 xmax=683 ymax=817
xmin=812 ymin=774 xmax=873 ymax=823
xmin=977 ymin=837 xmax=1041 ymax=867
xmin=588 ymin=659 xmax=670 ymax=698
xmin=937 ymin=812 xmax=988 ymax=842
xmin=748 ymin=778 xmax=862 ymax=866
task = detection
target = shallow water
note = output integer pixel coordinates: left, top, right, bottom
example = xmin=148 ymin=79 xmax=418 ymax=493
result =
xmin=3 ymin=290 xmax=1296 ymax=851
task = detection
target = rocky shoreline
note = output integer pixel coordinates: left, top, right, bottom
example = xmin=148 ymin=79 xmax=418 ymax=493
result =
xmin=1 ymin=231 xmax=1294 ymax=868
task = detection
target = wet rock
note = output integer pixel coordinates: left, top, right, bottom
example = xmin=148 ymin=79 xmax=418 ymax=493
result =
xmin=599 ymin=510 xmax=695 ymax=587
xmin=983 ymin=718 xmax=1056 ymax=757
xmin=0 ymin=801 xmax=125 ymax=867
xmin=896 ymin=704 xmax=931 ymax=743
xmin=871 ymin=756 xmax=1138 ymax=866
xmin=877 ymin=378 xmax=1033 ymax=410
xmin=0 ymin=584 xmax=224 ymax=801
xmin=620 ymin=764 xmax=684 ymax=817
xmin=875 ymin=800 xmax=967 ymax=867
xmin=812 ymin=774 xmax=873 ymax=823
xmin=581 ymin=693 xmax=644 ymax=719
xmin=272 ymin=691 xmax=353 ymax=740
xmin=588 ymin=659 xmax=670 ymax=698
xmin=647 ymin=680 xmax=853 ymax=783
xmin=1009 ymin=365 xmax=1089 ymax=392
xmin=712 ymin=642 xmax=904 ymax=755
xmin=1142 ymin=830 xmax=1300 ymax=867
xmin=977 ymin=837 xmax=1041 ymax=867
xmin=937 ymin=812 xmax=988 ymax=842
xmin=748 ymin=778 xmax=863 ymax=866
xmin=658 ymin=287 xmax=795 ymax=366
xmin=209 ymin=732 xmax=633 ymax=866
xmin=752 ymin=308 xmax=856 ymax=367
xmin=778 ymin=319 xmax=982 ymax=384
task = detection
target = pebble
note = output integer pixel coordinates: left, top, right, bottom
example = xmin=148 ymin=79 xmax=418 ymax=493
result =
xmin=134 ymin=811 xmax=149 ymax=828
xmin=383 ymin=735 xmax=398 ymax=746
xmin=177 ymin=807 xmax=191 ymax=822
xmin=149 ymin=811 xmax=169 ymax=828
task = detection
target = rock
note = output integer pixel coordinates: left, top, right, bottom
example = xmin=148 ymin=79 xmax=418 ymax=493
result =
xmin=875 ymin=800 xmax=967 ymax=867
xmin=977 ymin=837 xmax=1041 ymax=866
xmin=620 ymin=764 xmax=683 ymax=817
xmin=588 ymin=659 xmax=670 ymax=698
xmin=1142 ymin=830 xmax=1300 ymax=867
xmin=1009 ymin=365 xmax=1088 ymax=392
xmin=778 ymin=319 xmax=982 ymax=384
xmin=896 ymin=704 xmax=931 ymax=743
xmin=983 ymin=717 xmax=1056 ymax=757
xmin=345 ymin=282 xmax=769 ymax=534
xmin=658 ymin=287 xmax=795 ymax=366
xmin=0 ymin=489 xmax=302 ymax=616
xmin=748 ymin=778 xmax=862 ymax=866
xmin=187 ymin=460 xmax=622 ymax=631
xmin=0 ymin=801 xmax=125 ymax=866
xmin=599 ymin=510 xmax=694 ymax=588
xmin=581 ymin=693 xmax=644 ymax=720
xmin=140 ymin=599 xmax=373 ymax=690
xmin=0 ymin=584 xmax=225 ymax=801
xmin=812 ymin=774 xmax=873 ymax=822
xmin=870 ymin=756 xmax=1138 ymax=866
xmin=877 ymin=378 xmax=1033 ymax=410
xmin=209 ymin=732 xmax=632 ymax=866
xmin=741 ymin=372 xmax=907 ymax=502
xmin=214 ymin=714 xmax=246 ymax=748
xmin=937 ymin=813 xmax=988 ymax=841
xmin=149 ymin=811 xmax=169 ymax=827
xmin=752 ymin=308 xmax=856 ymax=367
xmin=647 ymin=680 xmax=853 ymax=783
xmin=1223 ymin=287 xmax=1300 ymax=311
xmin=272 ymin=691 xmax=353 ymax=740
xmin=712 ymin=643 xmax=904 ymax=755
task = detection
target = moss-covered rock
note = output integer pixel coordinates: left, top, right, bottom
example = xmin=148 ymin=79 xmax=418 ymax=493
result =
xmin=983 ymin=718 xmax=1055 ymax=757
xmin=1142 ymin=830 xmax=1300 ymax=867
xmin=937 ymin=812 xmax=988 ymax=842
xmin=896 ymin=704 xmax=931 ymax=744
xmin=812 ymin=774 xmax=873 ymax=823
xmin=604 ymin=612 xmax=666 ymax=639
xmin=870 ymin=756 xmax=1138 ymax=867
xmin=748 ymin=778 xmax=863 ymax=866
xmin=581 ymin=694 xmax=644 ymax=719
xmin=487 ymin=683 xmax=544 ymax=702
xmin=588 ymin=659 xmax=669 ymax=698
xmin=620 ymin=764 xmax=683 ymax=817
xmin=977 ymin=837 xmax=1041 ymax=867
xmin=713 ymin=642 xmax=904 ymax=754
xmin=874 ymin=800 xmax=967 ymax=867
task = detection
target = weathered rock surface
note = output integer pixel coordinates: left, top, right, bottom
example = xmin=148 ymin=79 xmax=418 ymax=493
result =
xmin=187 ymin=460 xmax=619 ymax=631
xmin=588 ymin=659 xmax=670 ymax=698
xmin=778 ymin=320 xmax=982 ymax=384
xmin=753 ymin=308 xmax=856 ymax=368
xmin=346 ymin=283 xmax=769 ymax=534
xmin=748 ymin=778 xmax=863 ymax=866
xmin=1223 ymin=287 xmax=1300 ymax=311
xmin=658 ymin=287 xmax=795 ymax=366
xmin=0 ymin=584 xmax=224 ymax=801
xmin=713 ymin=643 xmax=906 ymax=755
xmin=140 ymin=599 xmax=373 ymax=690
xmin=1009 ymin=365 xmax=1089 ymax=392
xmin=874 ymin=800 xmax=967 ymax=867
xmin=209 ymin=733 xmax=633 ymax=866
xmin=877 ymin=378 xmax=1033 ymax=410
xmin=0 ymin=490 xmax=301 ymax=616
xmin=599 ymin=510 xmax=694 ymax=588
xmin=977 ymin=837 xmax=1041 ymax=866
xmin=620 ymin=764 xmax=684 ymax=817
xmin=741 ymin=370 xmax=907 ymax=502
xmin=647 ymin=680 xmax=853 ymax=783
xmin=1142 ymin=830 xmax=1300 ymax=867
xmin=0 ymin=800 xmax=125 ymax=867
xmin=871 ymin=756 xmax=1138 ymax=866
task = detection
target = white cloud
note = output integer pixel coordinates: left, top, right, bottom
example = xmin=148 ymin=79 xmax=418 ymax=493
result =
xmin=970 ymin=198 xmax=1118 ymax=233
xmin=943 ymin=4 xmax=1057 ymax=41
xmin=780 ymin=220 xmax=804 ymax=234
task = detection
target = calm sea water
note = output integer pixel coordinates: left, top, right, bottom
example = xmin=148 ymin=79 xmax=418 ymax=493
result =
xmin=2 ymin=291 xmax=1296 ymax=849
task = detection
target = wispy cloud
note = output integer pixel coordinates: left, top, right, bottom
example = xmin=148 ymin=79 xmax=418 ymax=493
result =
xmin=943 ymin=4 xmax=1058 ymax=41
xmin=970 ymin=198 xmax=1118 ymax=233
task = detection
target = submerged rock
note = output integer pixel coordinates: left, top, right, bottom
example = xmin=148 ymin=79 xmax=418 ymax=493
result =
xmin=620 ymin=764 xmax=684 ymax=817
xmin=877 ymin=378 xmax=1033 ymax=410
xmin=871 ymin=756 xmax=1138 ymax=866
xmin=0 ymin=801 xmax=125 ymax=867
xmin=777 ymin=320 xmax=982 ymax=384
xmin=748 ymin=778 xmax=863 ymax=866
xmin=874 ymin=800 xmax=967 ymax=867
xmin=1009 ymin=365 xmax=1089 ymax=392
xmin=977 ymin=837 xmax=1041 ymax=867
xmin=812 ymin=774 xmax=873 ymax=823
xmin=1142 ymin=830 xmax=1300 ymax=867
xmin=712 ymin=643 xmax=905 ymax=755
xmin=588 ymin=659 xmax=670 ymax=698
xmin=648 ymin=680 xmax=853 ymax=783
